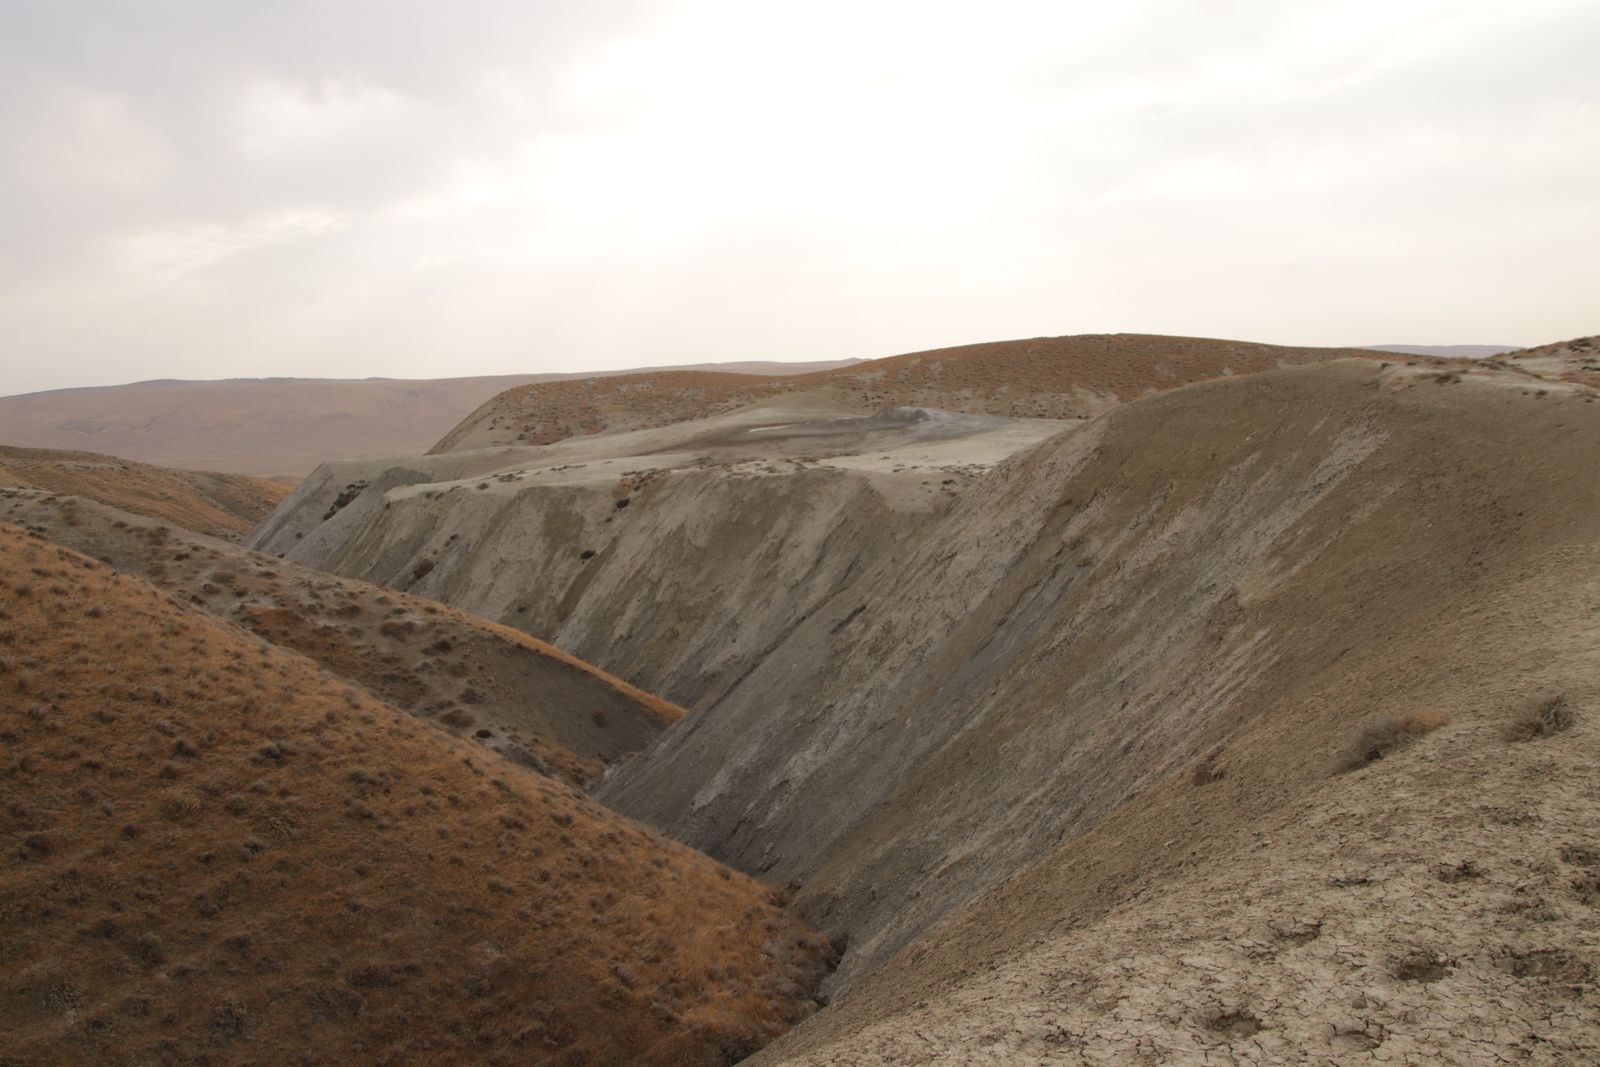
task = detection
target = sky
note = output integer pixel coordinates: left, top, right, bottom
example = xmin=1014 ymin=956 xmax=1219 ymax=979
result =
xmin=0 ymin=0 xmax=1596 ymax=397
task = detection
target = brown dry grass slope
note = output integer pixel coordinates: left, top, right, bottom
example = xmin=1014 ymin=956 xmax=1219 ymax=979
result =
xmin=433 ymin=333 xmax=1386 ymax=452
xmin=0 ymin=488 xmax=681 ymax=787
xmin=0 ymin=523 xmax=832 ymax=1066
xmin=0 ymin=445 xmax=289 ymax=540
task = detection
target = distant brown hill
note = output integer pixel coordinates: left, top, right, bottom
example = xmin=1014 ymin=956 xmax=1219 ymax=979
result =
xmin=1364 ymin=343 xmax=1522 ymax=358
xmin=0 ymin=522 xmax=833 ymax=1064
xmin=0 ymin=445 xmax=289 ymax=539
xmin=434 ymin=333 xmax=1387 ymax=453
xmin=0 ymin=360 xmax=859 ymax=477
xmin=1492 ymin=333 xmax=1600 ymax=388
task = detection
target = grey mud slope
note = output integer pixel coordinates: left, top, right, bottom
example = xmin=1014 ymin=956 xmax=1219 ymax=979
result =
xmin=597 ymin=358 xmax=1600 ymax=991
xmin=753 ymin=537 xmax=1600 ymax=1065
xmin=248 ymin=399 xmax=1067 ymax=710
xmin=248 ymin=353 xmax=1600 ymax=1023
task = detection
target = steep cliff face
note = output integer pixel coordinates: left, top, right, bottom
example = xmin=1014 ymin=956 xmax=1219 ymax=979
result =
xmin=247 ymin=400 xmax=1066 ymax=707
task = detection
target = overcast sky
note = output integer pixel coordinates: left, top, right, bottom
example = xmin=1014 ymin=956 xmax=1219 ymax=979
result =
xmin=0 ymin=0 xmax=1596 ymax=396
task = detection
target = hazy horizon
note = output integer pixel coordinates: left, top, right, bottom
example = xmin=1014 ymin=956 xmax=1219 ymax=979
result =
xmin=0 ymin=339 xmax=1537 ymax=401
xmin=2 ymin=0 xmax=1595 ymax=397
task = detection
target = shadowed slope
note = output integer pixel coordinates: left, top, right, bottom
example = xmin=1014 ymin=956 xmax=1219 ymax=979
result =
xmin=0 ymin=523 xmax=832 ymax=1065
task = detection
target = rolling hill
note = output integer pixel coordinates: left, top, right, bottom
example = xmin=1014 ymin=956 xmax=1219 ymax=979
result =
xmin=0 ymin=445 xmax=289 ymax=540
xmin=1 ymin=487 xmax=681 ymax=787
xmin=0 ymin=360 xmax=859 ymax=478
xmin=0 ymin=522 xmax=833 ymax=1065
xmin=431 ymin=333 xmax=1387 ymax=453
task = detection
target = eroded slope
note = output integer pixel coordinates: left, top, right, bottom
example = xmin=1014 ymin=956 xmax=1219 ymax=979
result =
xmin=0 ymin=524 xmax=832 ymax=1065
xmin=248 ymin=399 xmax=1067 ymax=709
xmin=756 ymin=656 xmax=1600 ymax=1064
xmin=596 ymin=356 xmax=1600 ymax=995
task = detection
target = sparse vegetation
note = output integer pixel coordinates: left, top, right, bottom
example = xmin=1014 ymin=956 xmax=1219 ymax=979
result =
xmin=1191 ymin=746 xmax=1226 ymax=786
xmin=1505 ymin=693 xmax=1575 ymax=742
xmin=1335 ymin=710 xmax=1450 ymax=773
xmin=0 ymin=524 xmax=830 ymax=1065
xmin=0 ymin=445 xmax=288 ymax=539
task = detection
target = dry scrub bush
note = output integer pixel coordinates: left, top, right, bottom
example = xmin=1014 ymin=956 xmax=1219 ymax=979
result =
xmin=1505 ymin=694 xmax=1575 ymax=742
xmin=1191 ymin=746 xmax=1226 ymax=786
xmin=1335 ymin=710 xmax=1450 ymax=773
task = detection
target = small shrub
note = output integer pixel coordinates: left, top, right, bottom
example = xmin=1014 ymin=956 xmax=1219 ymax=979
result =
xmin=1191 ymin=746 xmax=1226 ymax=786
xmin=1335 ymin=710 xmax=1449 ymax=773
xmin=130 ymin=933 xmax=166 ymax=966
xmin=411 ymin=558 xmax=435 ymax=581
xmin=210 ymin=999 xmax=247 ymax=1043
xmin=1506 ymin=694 xmax=1574 ymax=742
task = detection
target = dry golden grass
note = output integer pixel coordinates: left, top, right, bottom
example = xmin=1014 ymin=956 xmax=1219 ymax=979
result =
xmin=1334 ymin=710 xmax=1451 ymax=773
xmin=435 ymin=333 xmax=1389 ymax=453
xmin=1 ymin=488 xmax=683 ymax=788
xmin=1505 ymin=693 xmax=1576 ymax=742
xmin=0 ymin=524 xmax=832 ymax=1065
xmin=0 ymin=445 xmax=290 ymax=540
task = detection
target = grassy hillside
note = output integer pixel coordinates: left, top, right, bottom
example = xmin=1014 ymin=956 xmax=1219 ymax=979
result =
xmin=1 ymin=488 xmax=681 ymax=787
xmin=0 ymin=445 xmax=289 ymax=540
xmin=0 ymin=523 xmax=832 ymax=1065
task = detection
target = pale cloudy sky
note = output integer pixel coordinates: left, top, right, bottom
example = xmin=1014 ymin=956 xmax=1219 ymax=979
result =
xmin=1 ymin=0 xmax=1596 ymax=396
